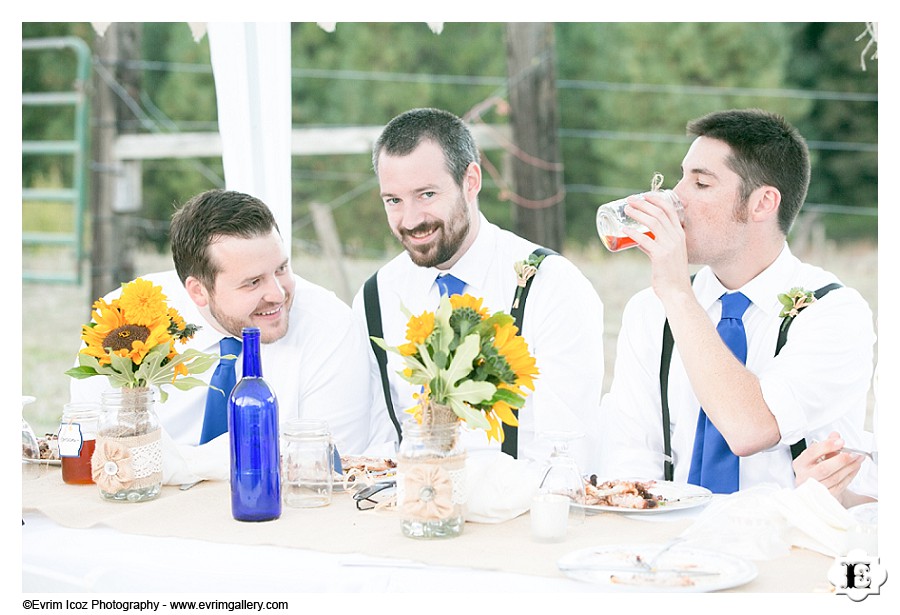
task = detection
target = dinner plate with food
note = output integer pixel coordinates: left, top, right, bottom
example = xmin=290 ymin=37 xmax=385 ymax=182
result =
xmin=557 ymin=543 xmax=757 ymax=592
xmin=335 ymin=455 xmax=396 ymax=492
xmin=577 ymin=476 xmax=712 ymax=513
xmin=22 ymin=434 xmax=61 ymax=466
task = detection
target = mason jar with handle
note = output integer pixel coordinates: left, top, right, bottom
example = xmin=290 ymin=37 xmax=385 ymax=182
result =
xmin=596 ymin=173 xmax=683 ymax=252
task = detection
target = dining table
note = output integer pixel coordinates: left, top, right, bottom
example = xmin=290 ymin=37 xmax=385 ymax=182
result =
xmin=20 ymin=462 xmax=848 ymax=600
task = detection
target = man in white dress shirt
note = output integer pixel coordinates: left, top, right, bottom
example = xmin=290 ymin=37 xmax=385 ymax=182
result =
xmin=71 ymin=189 xmax=391 ymax=482
xmin=597 ymin=109 xmax=875 ymax=493
xmin=351 ymin=108 xmax=605 ymax=466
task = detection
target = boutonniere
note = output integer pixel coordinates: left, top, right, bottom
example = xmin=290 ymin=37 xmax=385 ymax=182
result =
xmin=513 ymin=253 xmax=548 ymax=308
xmin=777 ymin=287 xmax=816 ymax=319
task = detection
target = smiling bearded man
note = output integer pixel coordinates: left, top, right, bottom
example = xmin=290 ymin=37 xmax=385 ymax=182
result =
xmin=352 ymin=107 xmax=606 ymax=468
xmin=69 ymin=189 xmax=396 ymax=484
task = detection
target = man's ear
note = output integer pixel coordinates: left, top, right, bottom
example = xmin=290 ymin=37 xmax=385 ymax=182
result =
xmin=463 ymin=161 xmax=482 ymax=201
xmin=750 ymin=185 xmax=781 ymax=222
xmin=184 ymin=276 xmax=210 ymax=308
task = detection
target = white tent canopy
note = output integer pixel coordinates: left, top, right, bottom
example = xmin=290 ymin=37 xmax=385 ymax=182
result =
xmin=207 ymin=22 xmax=293 ymax=245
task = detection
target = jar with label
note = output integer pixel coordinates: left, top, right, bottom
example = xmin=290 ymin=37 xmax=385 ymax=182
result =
xmin=58 ymin=403 xmax=101 ymax=485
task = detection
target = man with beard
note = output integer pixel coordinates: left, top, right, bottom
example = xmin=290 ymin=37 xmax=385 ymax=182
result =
xmin=597 ymin=109 xmax=875 ymax=494
xmin=352 ymin=108 xmax=605 ymax=465
xmin=70 ymin=189 xmax=391 ymax=483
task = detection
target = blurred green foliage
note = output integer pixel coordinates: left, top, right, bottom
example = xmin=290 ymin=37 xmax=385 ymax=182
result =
xmin=22 ymin=21 xmax=877 ymax=257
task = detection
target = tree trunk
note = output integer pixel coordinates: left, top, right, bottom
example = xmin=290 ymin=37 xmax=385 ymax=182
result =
xmin=504 ymin=23 xmax=565 ymax=251
xmin=90 ymin=23 xmax=140 ymax=303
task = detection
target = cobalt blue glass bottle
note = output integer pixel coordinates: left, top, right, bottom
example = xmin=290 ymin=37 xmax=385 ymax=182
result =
xmin=228 ymin=327 xmax=281 ymax=521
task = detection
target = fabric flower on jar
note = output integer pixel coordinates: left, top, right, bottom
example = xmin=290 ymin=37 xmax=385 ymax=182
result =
xmin=400 ymin=464 xmax=454 ymax=521
xmin=91 ymin=439 xmax=135 ymax=492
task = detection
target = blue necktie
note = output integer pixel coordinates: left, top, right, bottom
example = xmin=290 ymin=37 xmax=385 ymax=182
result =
xmin=200 ymin=337 xmax=242 ymax=444
xmin=687 ymin=292 xmax=751 ymax=494
xmin=436 ymin=273 xmax=466 ymax=297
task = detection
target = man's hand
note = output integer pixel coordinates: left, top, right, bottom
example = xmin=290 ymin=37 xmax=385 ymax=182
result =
xmin=793 ymin=431 xmax=868 ymax=507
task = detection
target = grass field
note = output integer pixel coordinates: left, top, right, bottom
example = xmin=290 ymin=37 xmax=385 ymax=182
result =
xmin=21 ymin=238 xmax=879 ymax=437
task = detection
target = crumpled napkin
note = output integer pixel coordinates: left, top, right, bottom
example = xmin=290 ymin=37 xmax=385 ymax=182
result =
xmin=678 ymin=484 xmax=791 ymax=560
xmin=679 ymin=480 xmax=856 ymax=560
xmin=161 ymin=429 xmax=229 ymax=485
xmin=769 ymin=479 xmax=856 ymax=557
xmin=464 ymin=451 xmax=543 ymax=523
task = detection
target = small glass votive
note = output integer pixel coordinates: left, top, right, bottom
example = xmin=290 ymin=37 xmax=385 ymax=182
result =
xmin=531 ymin=493 xmax=569 ymax=543
xmin=281 ymin=419 xmax=334 ymax=508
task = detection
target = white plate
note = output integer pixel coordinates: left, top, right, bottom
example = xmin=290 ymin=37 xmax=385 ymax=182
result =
xmin=578 ymin=479 xmax=712 ymax=514
xmin=558 ymin=544 xmax=757 ymax=592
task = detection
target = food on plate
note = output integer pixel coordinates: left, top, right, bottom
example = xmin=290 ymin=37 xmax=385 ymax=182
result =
xmin=339 ymin=456 xmax=396 ymax=482
xmin=583 ymin=476 xmax=664 ymax=509
xmin=609 ymin=572 xmax=696 ymax=587
xmin=26 ymin=434 xmax=60 ymax=461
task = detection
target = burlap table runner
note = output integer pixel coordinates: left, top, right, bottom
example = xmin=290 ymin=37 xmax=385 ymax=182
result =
xmin=22 ymin=471 xmax=831 ymax=591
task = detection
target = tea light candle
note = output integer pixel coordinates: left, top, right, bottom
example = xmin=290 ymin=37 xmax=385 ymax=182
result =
xmin=531 ymin=493 xmax=569 ymax=543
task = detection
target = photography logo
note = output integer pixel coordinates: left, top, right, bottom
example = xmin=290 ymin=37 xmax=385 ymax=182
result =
xmin=827 ymin=548 xmax=887 ymax=601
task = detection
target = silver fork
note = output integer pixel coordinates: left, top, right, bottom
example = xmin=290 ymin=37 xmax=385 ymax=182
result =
xmin=635 ymin=537 xmax=687 ymax=570
xmin=839 ymin=447 xmax=878 ymax=463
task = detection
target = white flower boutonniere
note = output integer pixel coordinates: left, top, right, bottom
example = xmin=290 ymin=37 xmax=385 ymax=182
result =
xmin=777 ymin=287 xmax=816 ymax=319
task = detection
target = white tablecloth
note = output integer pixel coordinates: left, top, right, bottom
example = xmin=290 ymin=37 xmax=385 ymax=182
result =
xmin=21 ymin=470 xmax=837 ymax=599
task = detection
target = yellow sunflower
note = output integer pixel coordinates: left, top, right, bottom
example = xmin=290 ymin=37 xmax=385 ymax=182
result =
xmin=449 ymin=293 xmax=489 ymax=318
xmin=492 ymin=321 xmax=539 ymax=393
xmin=118 ymin=277 xmax=169 ymax=327
xmin=404 ymin=310 xmax=435 ymax=345
xmin=79 ymin=296 xmax=174 ymax=366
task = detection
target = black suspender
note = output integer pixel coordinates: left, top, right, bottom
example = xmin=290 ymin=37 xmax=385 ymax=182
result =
xmin=364 ymin=247 xmax=557 ymax=455
xmin=503 ymin=247 xmax=558 ymax=459
xmin=659 ymin=281 xmax=842 ymax=481
xmin=363 ymin=273 xmax=403 ymax=442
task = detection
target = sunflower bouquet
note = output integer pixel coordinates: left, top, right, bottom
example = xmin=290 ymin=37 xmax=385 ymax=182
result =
xmin=65 ymin=277 xmax=219 ymax=401
xmin=372 ymin=294 xmax=539 ymax=443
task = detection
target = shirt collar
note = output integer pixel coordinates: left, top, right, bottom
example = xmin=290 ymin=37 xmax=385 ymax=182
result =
xmin=693 ymin=243 xmax=800 ymax=317
xmin=415 ymin=212 xmax=494 ymax=296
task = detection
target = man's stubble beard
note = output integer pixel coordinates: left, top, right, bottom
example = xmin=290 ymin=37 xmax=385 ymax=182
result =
xmin=398 ymin=193 xmax=471 ymax=269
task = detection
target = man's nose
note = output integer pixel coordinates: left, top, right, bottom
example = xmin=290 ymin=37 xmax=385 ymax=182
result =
xmin=262 ymin=276 xmax=286 ymax=302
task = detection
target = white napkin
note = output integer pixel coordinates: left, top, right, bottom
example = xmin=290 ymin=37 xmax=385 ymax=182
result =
xmin=161 ymin=430 xmax=229 ymax=485
xmin=678 ymin=485 xmax=792 ymax=560
xmin=679 ymin=480 xmax=857 ymax=560
xmin=464 ymin=451 xmax=543 ymax=523
xmin=769 ymin=479 xmax=856 ymax=557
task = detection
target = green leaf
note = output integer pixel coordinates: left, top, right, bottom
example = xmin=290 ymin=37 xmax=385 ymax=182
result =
xmin=64 ymin=365 xmax=100 ymax=379
xmin=447 ymin=378 xmax=496 ymax=406
xmin=170 ymin=376 xmax=211 ymax=392
xmin=370 ymin=336 xmax=391 ymax=352
xmin=449 ymin=399 xmax=491 ymax=430
xmin=487 ymin=387 xmax=526 ymax=408
xmin=176 ymin=348 xmax=220 ymax=373
xmin=443 ymin=333 xmax=481 ymax=385
xmin=431 ymin=295 xmax=454 ymax=356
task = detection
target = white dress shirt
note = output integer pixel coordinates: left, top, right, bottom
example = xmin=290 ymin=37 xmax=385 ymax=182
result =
xmin=351 ymin=214 xmax=605 ymax=467
xmin=597 ymin=244 xmax=876 ymax=491
xmin=70 ymin=270 xmax=392 ymax=482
